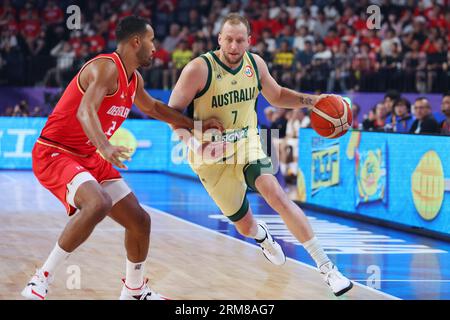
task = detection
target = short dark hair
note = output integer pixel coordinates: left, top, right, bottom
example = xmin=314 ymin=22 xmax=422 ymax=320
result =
xmin=384 ymin=89 xmax=400 ymax=101
xmin=116 ymin=16 xmax=150 ymax=43
xmin=443 ymin=91 xmax=450 ymax=98
xmin=393 ymin=97 xmax=411 ymax=113
xmin=415 ymin=96 xmax=431 ymax=108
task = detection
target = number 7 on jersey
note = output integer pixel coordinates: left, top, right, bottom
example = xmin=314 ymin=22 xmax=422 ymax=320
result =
xmin=232 ymin=110 xmax=238 ymax=125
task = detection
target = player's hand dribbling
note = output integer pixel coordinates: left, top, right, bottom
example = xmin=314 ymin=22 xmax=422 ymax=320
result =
xmin=99 ymin=144 xmax=132 ymax=170
xmin=201 ymin=117 xmax=224 ymax=133
xmin=314 ymin=94 xmax=344 ymax=108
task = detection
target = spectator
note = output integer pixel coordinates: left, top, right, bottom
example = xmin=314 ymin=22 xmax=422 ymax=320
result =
xmin=362 ymin=103 xmax=387 ymax=131
xmin=30 ymin=105 xmax=43 ymax=117
xmin=379 ymin=42 xmax=403 ymax=92
xmin=42 ymin=0 xmax=64 ymax=26
xmin=326 ymin=42 xmax=351 ymax=93
xmin=350 ymin=43 xmax=378 ymax=91
xmin=144 ymin=39 xmax=170 ymax=89
xmin=351 ymin=102 xmax=361 ymax=130
xmin=272 ymin=40 xmax=295 ymax=87
xmin=186 ymin=8 xmax=204 ymax=33
xmin=439 ymin=92 xmax=450 ymax=135
xmin=323 ymin=27 xmax=341 ymax=52
xmin=0 ymin=0 xmax=448 ymax=94
xmin=275 ymin=24 xmax=294 ymax=49
xmin=311 ymin=41 xmax=332 ymax=92
xmin=383 ymin=90 xmax=401 ymax=125
xmin=281 ymin=109 xmax=302 ymax=184
xmin=390 ymin=97 xmax=415 ymax=133
xmin=252 ymin=40 xmax=272 ymax=63
xmin=169 ymin=40 xmax=192 ymax=89
xmin=260 ymin=28 xmax=276 ymax=53
xmin=409 ymin=97 xmax=440 ymax=134
xmin=270 ymin=108 xmax=288 ymax=177
xmin=286 ymin=0 xmax=301 ymax=20
xmin=312 ymin=10 xmax=332 ymax=39
xmin=295 ymin=8 xmax=316 ymax=32
xmin=12 ymin=100 xmax=29 ymax=117
xmin=402 ymin=39 xmax=427 ymax=92
xmin=426 ymin=37 xmax=448 ymax=93
xmin=162 ymin=23 xmax=186 ymax=52
xmin=293 ymin=25 xmax=314 ymax=52
xmin=381 ymin=28 xmax=402 ymax=57
xmin=43 ymin=41 xmax=76 ymax=87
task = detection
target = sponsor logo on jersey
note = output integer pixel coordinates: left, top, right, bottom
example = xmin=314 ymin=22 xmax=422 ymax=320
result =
xmin=244 ymin=65 xmax=253 ymax=77
xmin=211 ymin=87 xmax=257 ymax=108
xmin=106 ymin=105 xmax=130 ymax=118
xmin=210 ymin=126 xmax=249 ymax=143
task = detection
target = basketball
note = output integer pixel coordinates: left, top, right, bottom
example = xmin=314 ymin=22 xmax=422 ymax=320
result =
xmin=310 ymin=96 xmax=352 ymax=139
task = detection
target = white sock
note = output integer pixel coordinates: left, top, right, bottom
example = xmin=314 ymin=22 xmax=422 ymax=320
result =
xmin=302 ymin=237 xmax=331 ymax=271
xmin=41 ymin=243 xmax=70 ymax=277
xmin=288 ymin=162 xmax=297 ymax=174
xmin=125 ymin=259 xmax=145 ymax=290
xmin=280 ymin=163 xmax=287 ymax=175
xmin=254 ymin=224 xmax=267 ymax=242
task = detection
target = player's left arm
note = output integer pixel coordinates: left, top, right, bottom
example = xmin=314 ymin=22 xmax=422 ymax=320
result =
xmin=133 ymin=71 xmax=223 ymax=132
xmin=252 ymin=53 xmax=336 ymax=109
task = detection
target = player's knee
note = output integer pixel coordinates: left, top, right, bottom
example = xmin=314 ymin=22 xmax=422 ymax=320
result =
xmin=87 ymin=192 xmax=113 ymax=222
xmin=128 ymin=206 xmax=151 ymax=235
xmin=136 ymin=209 xmax=151 ymax=235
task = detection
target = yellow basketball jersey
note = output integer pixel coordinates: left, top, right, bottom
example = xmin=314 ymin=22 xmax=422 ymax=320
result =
xmin=189 ymin=50 xmax=263 ymax=164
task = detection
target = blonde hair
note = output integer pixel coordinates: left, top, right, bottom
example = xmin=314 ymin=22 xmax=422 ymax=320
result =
xmin=220 ymin=13 xmax=251 ymax=35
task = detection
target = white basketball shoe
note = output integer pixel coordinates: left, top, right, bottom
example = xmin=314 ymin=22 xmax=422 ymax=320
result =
xmin=256 ymin=221 xmax=286 ymax=266
xmin=21 ymin=269 xmax=53 ymax=300
xmin=119 ymin=278 xmax=167 ymax=300
xmin=320 ymin=262 xmax=353 ymax=296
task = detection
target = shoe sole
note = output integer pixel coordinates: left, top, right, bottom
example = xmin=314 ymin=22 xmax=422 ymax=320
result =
xmin=21 ymin=288 xmax=44 ymax=300
xmin=334 ymin=281 xmax=354 ymax=297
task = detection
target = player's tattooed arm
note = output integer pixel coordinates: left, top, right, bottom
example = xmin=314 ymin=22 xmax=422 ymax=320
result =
xmin=134 ymin=71 xmax=223 ymax=133
xmin=77 ymin=59 xmax=130 ymax=169
xmin=299 ymin=96 xmax=314 ymax=106
xmin=251 ymin=53 xmax=319 ymax=109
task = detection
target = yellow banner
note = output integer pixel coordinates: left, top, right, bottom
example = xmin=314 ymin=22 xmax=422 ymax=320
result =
xmin=311 ymin=144 xmax=340 ymax=193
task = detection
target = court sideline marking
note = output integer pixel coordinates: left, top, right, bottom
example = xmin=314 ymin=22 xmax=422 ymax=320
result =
xmin=142 ymin=204 xmax=400 ymax=300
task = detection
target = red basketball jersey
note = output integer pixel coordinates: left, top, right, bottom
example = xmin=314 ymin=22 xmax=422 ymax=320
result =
xmin=39 ymin=52 xmax=138 ymax=156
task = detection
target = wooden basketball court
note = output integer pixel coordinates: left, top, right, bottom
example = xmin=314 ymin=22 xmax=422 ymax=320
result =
xmin=0 ymin=205 xmax=393 ymax=300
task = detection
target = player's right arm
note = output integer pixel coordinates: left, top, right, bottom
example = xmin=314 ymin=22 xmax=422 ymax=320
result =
xmin=76 ymin=59 xmax=130 ymax=169
xmin=169 ymin=57 xmax=206 ymax=115
xmin=169 ymin=57 xmax=229 ymax=159
xmin=169 ymin=57 xmax=206 ymax=145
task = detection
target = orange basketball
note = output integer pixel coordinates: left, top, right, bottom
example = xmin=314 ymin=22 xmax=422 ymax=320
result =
xmin=310 ymin=96 xmax=352 ymax=138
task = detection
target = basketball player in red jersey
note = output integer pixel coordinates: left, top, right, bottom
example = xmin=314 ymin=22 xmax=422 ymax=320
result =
xmin=21 ymin=16 xmax=223 ymax=300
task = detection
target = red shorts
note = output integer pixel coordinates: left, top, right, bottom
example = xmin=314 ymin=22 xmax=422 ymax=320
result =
xmin=32 ymin=140 xmax=121 ymax=215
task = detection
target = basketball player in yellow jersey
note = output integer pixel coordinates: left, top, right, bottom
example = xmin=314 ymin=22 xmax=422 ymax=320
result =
xmin=169 ymin=13 xmax=353 ymax=296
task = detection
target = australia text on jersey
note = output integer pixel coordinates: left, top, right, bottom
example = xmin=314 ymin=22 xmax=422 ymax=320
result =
xmin=211 ymin=87 xmax=257 ymax=108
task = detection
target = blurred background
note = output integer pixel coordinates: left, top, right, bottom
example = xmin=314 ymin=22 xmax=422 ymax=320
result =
xmin=1 ymin=0 xmax=450 ymax=239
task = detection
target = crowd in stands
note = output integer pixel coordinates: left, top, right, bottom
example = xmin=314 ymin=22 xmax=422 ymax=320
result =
xmin=1 ymin=0 xmax=449 ymax=91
